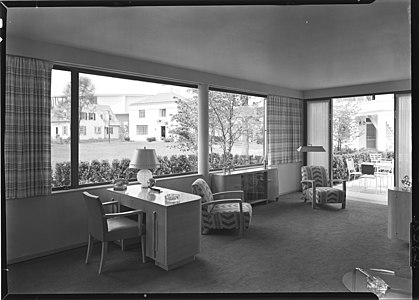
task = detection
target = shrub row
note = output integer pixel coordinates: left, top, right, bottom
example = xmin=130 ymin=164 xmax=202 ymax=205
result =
xmin=52 ymin=153 xmax=263 ymax=188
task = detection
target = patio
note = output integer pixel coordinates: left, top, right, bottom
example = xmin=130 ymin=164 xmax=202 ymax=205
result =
xmin=337 ymin=175 xmax=393 ymax=206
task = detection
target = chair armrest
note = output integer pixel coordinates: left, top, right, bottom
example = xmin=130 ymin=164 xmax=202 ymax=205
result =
xmin=213 ymin=190 xmax=244 ymax=201
xmin=104 ymin=209 xmax=144 ymax=219
xmin=202 ymin=198 xmax=243 ymax=207
xmin=102 ymin=199 xmax=120 ymax=213
xmin=331 ymin=179 xmax=346 ymax=192
xmin=102 ymin=201 xmax=119 ymax=206
xmin=301 ymin=179 xmax=315 ymax=187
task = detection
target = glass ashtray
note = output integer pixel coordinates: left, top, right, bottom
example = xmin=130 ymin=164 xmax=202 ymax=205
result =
xmin=165 ymin=193 xmax=180 ymax=204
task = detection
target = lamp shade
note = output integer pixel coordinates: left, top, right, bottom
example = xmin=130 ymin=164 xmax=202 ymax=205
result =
xmin=129 ymin=148 xmax=160 ymax=169
xmin=297 ymin=145 xmax=326 ymax=152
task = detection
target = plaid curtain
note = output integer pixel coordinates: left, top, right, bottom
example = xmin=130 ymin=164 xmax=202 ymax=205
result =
xmin=4 ymin=55 xmax=53 ymax=199
xmin=267 ymin=95 xmax=303 ymax=164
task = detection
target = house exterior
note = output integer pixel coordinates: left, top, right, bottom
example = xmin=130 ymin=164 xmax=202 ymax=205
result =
xmin=51 ymin=101 xmax=121 ymax=142
xmin=355 ymin=95 xmax=394 ymax=152
xmin=128 ymin=92 xmax=183 ymax=142
xmin=95 ymin=94 xmax=149 ymax=140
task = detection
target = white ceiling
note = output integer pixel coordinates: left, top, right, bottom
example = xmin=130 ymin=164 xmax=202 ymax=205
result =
xmin=5 ymin=0 xmax=411 ymax=91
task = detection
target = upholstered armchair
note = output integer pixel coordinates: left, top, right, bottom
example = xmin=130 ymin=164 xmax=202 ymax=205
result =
xmin=301 ymin=166 xmax=346 ymax=209
xmin=191 ymin=178 xmax=252 ymax=238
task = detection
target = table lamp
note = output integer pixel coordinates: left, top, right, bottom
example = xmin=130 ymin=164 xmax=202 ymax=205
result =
xmin=129 ymin=148 xmax=160 ymax=188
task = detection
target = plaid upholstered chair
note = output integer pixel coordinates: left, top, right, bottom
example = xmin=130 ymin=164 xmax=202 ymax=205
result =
xmin=301 ymin=166 xmax=346 ymax=209
xmin=191 ymin=178 xmax=252 ymax=238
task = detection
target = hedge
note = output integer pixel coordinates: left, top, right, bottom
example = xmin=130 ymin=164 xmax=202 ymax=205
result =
xmin=53 ymin=149 xmax=392 ymax=187
xmin=52 ymin=153 xmax=263 ymax=188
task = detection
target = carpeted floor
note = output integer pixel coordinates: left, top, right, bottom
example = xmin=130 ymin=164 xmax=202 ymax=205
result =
xmin=6 ymin=192 xmax=411 ymax=296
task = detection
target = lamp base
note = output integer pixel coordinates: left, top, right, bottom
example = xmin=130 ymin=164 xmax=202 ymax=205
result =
xmin=137 ymin=169 xmax=153 ymax=188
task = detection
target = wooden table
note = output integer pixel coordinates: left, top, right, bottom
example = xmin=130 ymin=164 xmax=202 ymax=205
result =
xmin=108 ymin=185 xmax=201 ymax=271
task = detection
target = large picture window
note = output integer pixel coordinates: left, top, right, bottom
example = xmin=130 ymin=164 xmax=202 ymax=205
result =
xmin=51 ymin=67 xmax=199 ymax=189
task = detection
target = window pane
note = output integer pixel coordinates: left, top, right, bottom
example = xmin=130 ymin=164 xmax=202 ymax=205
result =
xmin=51 ymin=69 xmax=71 ymax=188
xmin=77 ymin=73 xmax=198 ymax=185
xmin=307 ymin=100 xmax=329 ymax=168
xmin=208 ymin=91 xmax=265 ymax=170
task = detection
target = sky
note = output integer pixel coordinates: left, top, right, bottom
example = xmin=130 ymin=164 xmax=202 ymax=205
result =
xmin=51 ymin=69 xmax=192 ymax=98
xmin=51 ymin=69 xmax=265 ymax=106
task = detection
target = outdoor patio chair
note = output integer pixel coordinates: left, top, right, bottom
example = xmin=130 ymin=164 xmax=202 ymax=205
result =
xmin=373 ymin=160 xmax=393 ymax=192
xmin=347 ymin=158 xmax=362 ymax=185
xmin=360 ymin=163 xmax=377 ymax=192
xmin=191 ymin=178 xmax=252 ymax=238
xmin=301 ymin=166 xmax=346 ymax=209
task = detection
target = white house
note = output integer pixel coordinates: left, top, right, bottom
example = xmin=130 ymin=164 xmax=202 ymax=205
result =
xmin=128 ymin=92 xmax=184 ymax=142
xmin=355 ymin=95 xmax=394 ymax=152
xmin=96 ymin=94 xmax=148 ymax=140
xmin=51 ymin=103 xmax=121 ymax=142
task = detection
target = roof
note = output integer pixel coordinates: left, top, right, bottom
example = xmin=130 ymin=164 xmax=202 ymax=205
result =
xmin=128 ymin=92 xmax=187 ymax=106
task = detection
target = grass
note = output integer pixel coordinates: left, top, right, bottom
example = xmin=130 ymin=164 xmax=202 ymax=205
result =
xmin=51 ymin=140 xmax=263 ymax=167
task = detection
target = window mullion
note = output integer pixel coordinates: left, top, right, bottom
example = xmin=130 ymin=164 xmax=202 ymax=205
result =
xmin=70 ymin=71 xmax=79 ymax=188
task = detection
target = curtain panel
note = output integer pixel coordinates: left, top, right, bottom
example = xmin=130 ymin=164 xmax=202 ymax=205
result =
xmin=4 ymin=55 xmax=53 ymax=199
xmin=267 ymin=95 xmax=303 ymax=164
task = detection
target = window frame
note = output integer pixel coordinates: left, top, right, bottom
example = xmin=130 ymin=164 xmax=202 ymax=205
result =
xmin=136 ymin=125 xmax=148 ymax=135
xmin=159 ymin=108 xmax=166 ymax=117
xmin=207 ymin=87 xmax=267 ymax=172
xmin=79 ymin=125 xmax=87 ymax=135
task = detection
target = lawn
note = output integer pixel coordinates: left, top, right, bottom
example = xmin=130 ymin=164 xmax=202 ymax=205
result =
xmin=51 ymin=140 xmax=263 ymax=167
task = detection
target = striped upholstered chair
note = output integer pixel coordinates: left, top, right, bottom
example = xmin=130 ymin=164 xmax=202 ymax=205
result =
xmin=191 ymin=178 xmax=252 ymax=238
xmin=301 ymin=166 xmax=346 ymax=209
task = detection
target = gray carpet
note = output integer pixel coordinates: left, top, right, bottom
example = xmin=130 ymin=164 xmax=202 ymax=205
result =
xmin=6 ymin=192 xmax=411 ymax=295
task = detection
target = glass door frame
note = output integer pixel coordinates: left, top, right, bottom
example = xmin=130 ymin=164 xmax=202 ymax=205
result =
xmin=305 ymin=91 xmax=410 ymax=183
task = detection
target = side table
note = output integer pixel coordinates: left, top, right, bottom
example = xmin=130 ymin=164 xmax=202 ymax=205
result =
xmin=342 ymin=268 xmax=411 ymax=299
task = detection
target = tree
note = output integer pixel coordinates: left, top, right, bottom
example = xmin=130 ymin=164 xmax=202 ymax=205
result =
xmin=333 ymin=98 xmax=361 ymax=152
xmin=51 ymin=76 xmax=97 ymax=136
xmin=169 ymin=90 xmax=264 ymax=168
xmin=169 ymin=94 xmax=199 ymax=153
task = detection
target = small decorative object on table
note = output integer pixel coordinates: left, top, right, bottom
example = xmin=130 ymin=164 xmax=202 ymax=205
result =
xmin=401 ymin=175 xmax=411 ymax=191
xmin=355 ymin=268 xmax=390 ymax=298
xmin=113 ymin=179 xmax=128 ymax=191
xmin=148 ymin=178 xmax=156 ymax=187
xmin=165 ymin=193 xmax=180 ymax=205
